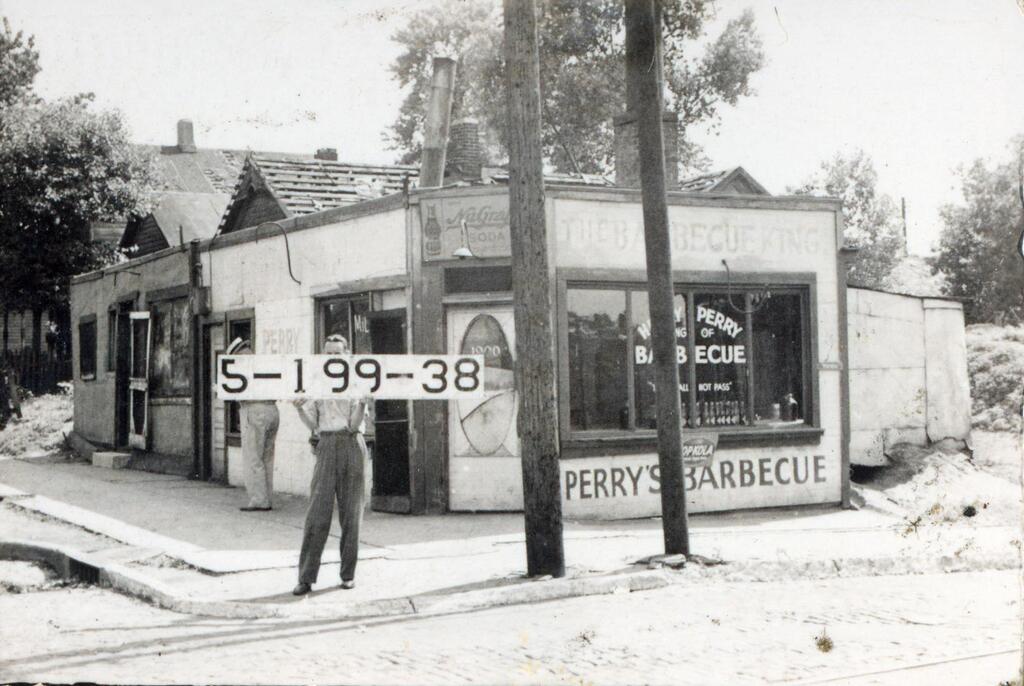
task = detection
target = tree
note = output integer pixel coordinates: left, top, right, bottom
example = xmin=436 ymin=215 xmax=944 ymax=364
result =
xmin=933 ymin=137 xmax=1024 ymax=324
xmin=792 ymin=150 xmax=905 ymax=288
xmin=0 ymin=17 xmax=39 ymax=108
xmin=386 ymin=0 xmax=764 ymax=175
xmin=0 ymin=95 xmax=156 ymax=356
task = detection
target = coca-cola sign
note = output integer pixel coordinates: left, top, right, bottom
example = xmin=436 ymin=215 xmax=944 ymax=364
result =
xmin=420 ymin=194 xmax=511 ymax=261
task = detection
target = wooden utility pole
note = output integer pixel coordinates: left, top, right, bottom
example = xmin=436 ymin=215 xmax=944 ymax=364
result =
xmin=503 ymin=0 xmax=565 ymax=578
xmin=624 ymin=0 xmax=690 ymax=555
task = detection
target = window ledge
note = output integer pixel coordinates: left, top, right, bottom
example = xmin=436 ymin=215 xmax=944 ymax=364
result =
xmin=562 ymin=426 xmax=824 ymax=458
xmin=80 ymin=374 xmax=96 ymax=382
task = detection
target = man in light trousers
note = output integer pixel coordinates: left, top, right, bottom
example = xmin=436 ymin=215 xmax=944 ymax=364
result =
xmin=292 ymin=334 xmax=370 ymax=595
xmin=229 ymin=339 xmax=280 ymax=511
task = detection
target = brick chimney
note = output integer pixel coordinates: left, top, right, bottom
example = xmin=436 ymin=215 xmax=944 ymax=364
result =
xmin=315 ymin=147 xmax=338 ymax=161
xmin=446 ymin=119 xmax=483 ymax=182
xmin=613 ymin=110 xmax=679 ymax=189
xmin=177 ymin=119 xmax=197 ymax=153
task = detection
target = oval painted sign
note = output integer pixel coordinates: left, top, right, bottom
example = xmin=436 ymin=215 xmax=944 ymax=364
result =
xmin=458 ymin=314 xmax=515 ymax=456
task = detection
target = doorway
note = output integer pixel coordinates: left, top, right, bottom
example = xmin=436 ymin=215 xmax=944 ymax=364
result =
xmin=446 ymin=305 xmax=521 ymax=511
xmin=201 ymin=322 xmax=226 ymax=481
xmin=368 ymin=309 xmax=411 ymax=513
xmin=113 ymin=301 xmax=132 ymax=448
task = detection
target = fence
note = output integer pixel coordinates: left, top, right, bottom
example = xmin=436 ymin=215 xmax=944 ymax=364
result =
xmin=3 ymin=348 xmax=72 ymax=395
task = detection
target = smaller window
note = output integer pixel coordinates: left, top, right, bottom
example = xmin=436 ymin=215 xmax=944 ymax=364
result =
xmin=79 ymin=318 xmax=97 ymax=380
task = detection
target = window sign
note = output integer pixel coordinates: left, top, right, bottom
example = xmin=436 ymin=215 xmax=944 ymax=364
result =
xmin=631 ymin=291 xmax=687 ymax=429
xmin=694 ymin=294 xmax=748 ymax=427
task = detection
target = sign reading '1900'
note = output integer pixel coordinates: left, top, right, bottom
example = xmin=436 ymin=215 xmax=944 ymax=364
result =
xmin=216 ymin=354 xmax=486 ymax=400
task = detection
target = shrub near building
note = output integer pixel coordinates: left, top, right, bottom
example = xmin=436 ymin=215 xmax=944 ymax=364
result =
xmin=966 ymin=324 xmax=1024 ymax=433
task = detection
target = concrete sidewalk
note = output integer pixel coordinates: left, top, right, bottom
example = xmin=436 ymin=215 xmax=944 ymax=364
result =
xmin=0 ymin=454 xmax=1018 ymax=620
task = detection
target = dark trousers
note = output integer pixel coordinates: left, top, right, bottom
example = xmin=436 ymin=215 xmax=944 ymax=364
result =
xmin=298 ymin=431 xmax=366 ymax=584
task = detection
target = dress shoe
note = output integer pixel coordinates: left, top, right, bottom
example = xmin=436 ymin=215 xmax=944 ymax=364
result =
xmin=292 ymin=582 xmax=311 ymax=596
xmin=240 ymin=506 xmax=272 ymax=511
xmin=340 ymin=580 xmax=355 ymax=590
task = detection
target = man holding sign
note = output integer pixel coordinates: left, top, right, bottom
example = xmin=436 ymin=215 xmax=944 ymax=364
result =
xmin=292 ymin=334 xmax=371 ymax=595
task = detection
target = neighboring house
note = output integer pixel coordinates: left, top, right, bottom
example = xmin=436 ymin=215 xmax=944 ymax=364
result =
xmin=676 ymin=167 xmax=771 ymax=195
xmin=120 ymin=192 xmax=231 ymax=257
xmin=217 ymin=153 xmax=419 ymax=235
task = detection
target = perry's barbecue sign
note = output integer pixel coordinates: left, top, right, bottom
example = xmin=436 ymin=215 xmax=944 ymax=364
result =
xmin=420 ymin=195 xmax=510 ymax=261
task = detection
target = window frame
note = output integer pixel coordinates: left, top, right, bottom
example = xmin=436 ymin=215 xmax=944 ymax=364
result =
xmin=557 ymin=268 xmax=822 ymax=454
xmin=78 ymin=314 xmax=98 ymax=381
xmin=314 ymin=293 xmax=373 ymax=354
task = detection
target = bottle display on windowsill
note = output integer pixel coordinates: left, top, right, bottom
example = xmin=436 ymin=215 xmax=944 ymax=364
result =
xmin=753 ymin=393 xmax=802 ymax=428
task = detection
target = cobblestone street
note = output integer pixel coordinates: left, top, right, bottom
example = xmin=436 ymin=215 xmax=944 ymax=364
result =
xmin=1 ymin=567 xmax=1018 ymax=685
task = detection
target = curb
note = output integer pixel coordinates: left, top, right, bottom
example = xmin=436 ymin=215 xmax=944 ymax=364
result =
xmin=0 ymin=538 xmax=672 ymax=621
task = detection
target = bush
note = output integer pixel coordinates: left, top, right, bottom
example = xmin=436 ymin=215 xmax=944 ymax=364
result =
xmin=966 ymin=324 xmax=1024 ymax=432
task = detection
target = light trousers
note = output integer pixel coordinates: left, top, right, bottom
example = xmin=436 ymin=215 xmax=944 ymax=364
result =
xmin=298 ymin=431 xmax=366 ymax=584
xmin=240 ymin=402 xmax=279 ymax=508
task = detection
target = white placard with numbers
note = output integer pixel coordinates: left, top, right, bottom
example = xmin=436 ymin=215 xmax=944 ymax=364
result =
xmin=215 ymin=354 xmax=486 ymax=400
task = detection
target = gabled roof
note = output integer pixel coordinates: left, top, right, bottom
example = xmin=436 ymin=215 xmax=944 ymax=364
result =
xmin=119 ymin=192 xmax=231 ymax=254
xmin=677 ymin=167 xmax=770 ymax=195
xmin=217 ymin=154 xmax=419 ymax=234
xmin=138 ymin=145 xmax=251 ymax=195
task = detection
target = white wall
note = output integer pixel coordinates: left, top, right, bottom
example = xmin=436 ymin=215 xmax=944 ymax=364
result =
xmin=203 ymin=208 xmax=408 ymax=495
xmin=847 ymin=288 xmax=971 ymax=466
xmin=551 ymin=197 xmax=844 ymax=516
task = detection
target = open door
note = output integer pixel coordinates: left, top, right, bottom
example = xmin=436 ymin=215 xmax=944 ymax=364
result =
xmin=368 ymin=310 xmax=411 ymax=513
xmin=113 ymin=302 xmax=133 ymax=448
xmin=202 ymin=322 xmax=226 ymax=481
xmin=128 ymin=312 xmax=151 ymax=450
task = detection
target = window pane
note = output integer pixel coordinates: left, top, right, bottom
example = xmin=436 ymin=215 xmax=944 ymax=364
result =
xmin=568 ymin=289 xmax=628 ymax=430
xmin=131 ymin=318 xmax=148 ymax=378
xmin=751 ymin=293 xmax=805 ymax=425
xmin=79 ymin=321 xmax=97 ymax=377
xmin=321 ymin=300 xmax=351 ymax=350
xmin=631 ymin=291 xmax=689 ymax=429
xmin=350 ymin=298 xmax=371 ymax=354
xmin=693 ymin=294 xmax=749 ymax=427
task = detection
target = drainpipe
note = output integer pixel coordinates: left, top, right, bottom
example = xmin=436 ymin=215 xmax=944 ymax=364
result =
xmin=419 ymin=57 xmax=457 ymax=188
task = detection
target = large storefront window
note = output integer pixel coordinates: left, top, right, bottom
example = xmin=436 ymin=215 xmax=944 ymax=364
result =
xmin=567 ymin=283 xmax=811 ymax=435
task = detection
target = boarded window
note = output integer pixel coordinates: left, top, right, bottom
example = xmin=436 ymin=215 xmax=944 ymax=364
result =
xmin=79 ymin=318 xmax=97 ymax=380
xmin=149 ymin=297 xmax=191 ymax=396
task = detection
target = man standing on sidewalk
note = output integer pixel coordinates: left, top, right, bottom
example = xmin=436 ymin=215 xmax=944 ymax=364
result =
xmin=292 ymin=334 xmax=369 ymax=595
xmin=228 ymin=338 xmax=280 ymax=512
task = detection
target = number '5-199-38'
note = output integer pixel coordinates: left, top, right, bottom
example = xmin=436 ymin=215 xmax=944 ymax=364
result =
xmin=217 ymin=355 xmax=483 ymax=400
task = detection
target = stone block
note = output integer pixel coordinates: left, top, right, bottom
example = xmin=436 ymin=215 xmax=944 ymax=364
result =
xmin=92 ymin=451 xmax=131 ymax=470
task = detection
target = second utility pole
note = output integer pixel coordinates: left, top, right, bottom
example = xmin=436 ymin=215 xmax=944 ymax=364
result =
xmin=504 ymin=0 xmax=566 ymax=577
xmin=624 ymin=0 xmax=690 ymax=556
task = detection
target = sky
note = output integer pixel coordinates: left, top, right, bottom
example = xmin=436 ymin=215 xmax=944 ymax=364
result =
xmin=1 ymin=0 xmax=1021 ymax=254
